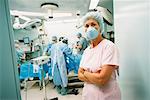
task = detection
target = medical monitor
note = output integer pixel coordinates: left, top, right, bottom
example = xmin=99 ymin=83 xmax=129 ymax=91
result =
xmin=23 ymin=37 xmax=30 ymax=44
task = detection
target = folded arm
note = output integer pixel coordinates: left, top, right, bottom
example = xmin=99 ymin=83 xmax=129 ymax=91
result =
xmin=78 ymin=67 xmax=91 ymax=83
xmin=83 ymin=65 xmax=116 ymax=86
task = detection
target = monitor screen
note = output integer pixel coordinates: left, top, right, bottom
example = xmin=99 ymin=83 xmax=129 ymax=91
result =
xmin=23 ymin=37 xmax=30 ymax=44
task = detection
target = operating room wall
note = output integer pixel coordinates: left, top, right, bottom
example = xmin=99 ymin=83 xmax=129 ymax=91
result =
xmin=44 ymin=21 xmax=81 ymax=46
xmin=13 ymin=22 xmax=81 ymax=45
xmin=114 ymin=0 xmax=150 ymax=100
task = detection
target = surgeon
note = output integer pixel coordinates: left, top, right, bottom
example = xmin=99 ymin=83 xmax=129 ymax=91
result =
xmin=51 ymin=36 xmax=80 ymax=95
xmin=43 ymin=36 xmax=57 ymax=56
xmin=50 ymin=36 xmax=72 ymax=95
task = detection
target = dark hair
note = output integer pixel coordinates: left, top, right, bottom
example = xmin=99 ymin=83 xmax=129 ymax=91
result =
xmin=59 ymin=37 xmax=64 ymax=41
xmin=62 ymin=39 xmax=68 ymax=44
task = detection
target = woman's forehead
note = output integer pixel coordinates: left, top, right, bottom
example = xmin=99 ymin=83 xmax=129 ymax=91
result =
xmin=85 ymin=18 xmax=98 ymax=24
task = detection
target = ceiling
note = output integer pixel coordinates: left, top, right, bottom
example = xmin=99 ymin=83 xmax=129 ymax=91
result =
xmin=9 ymin=0 xmax=113 ymax=21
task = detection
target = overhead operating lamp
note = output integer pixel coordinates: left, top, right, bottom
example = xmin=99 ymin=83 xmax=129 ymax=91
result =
xmin=95 ymin=6 xmax=113 ymax=25
xmin=41 ymin=3 xmax=59 ymax=19
xmin=89 ymin=0 xmax=99 ymax=10
xmin=13 ymin=16 xmax=21 ymax=29
xmin=12 ymin=15 xmax=42 ymax=30
xmin=95 ymin=6 xmax=113 ymax=38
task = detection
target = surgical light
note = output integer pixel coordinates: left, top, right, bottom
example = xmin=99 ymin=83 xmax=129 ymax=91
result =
xmin=95 ymin=6 xmax=113 ymax=25
xmin=41 ymin=3 xmax=58 ymax=19
xmin=89 ymin=0 xmax=99 ymax=10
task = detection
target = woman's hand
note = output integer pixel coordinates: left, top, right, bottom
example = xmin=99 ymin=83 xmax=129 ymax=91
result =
xmin=83 ymin=65 xmax=116 ymax=86
xmin=78 ymin=67 xmax=91 ymax=83
xmin=80 ymin=67 xmax=85 ymax=74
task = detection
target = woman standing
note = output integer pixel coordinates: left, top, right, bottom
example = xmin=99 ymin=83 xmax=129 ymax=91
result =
xmin=78 ymin=11 xmax=121 ymax=100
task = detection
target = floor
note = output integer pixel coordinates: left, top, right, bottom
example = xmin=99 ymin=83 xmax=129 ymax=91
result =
xmin=21 ymin=81 xmax=83 ymax=100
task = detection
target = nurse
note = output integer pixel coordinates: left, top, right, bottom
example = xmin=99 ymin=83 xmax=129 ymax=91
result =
xmin=78 ymin=11 xmax=121 ymax=100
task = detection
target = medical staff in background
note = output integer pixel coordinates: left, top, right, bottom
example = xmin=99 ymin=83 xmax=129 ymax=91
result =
xmin=43 ymin=36 xmax=57 ymax=56
xmin=75 ymin=32 xmax=88 ymax=55
xmin=15 ymin=40 xmax=26 ymax=68
xmin=50 ymin=36 xmax=72 ymax=95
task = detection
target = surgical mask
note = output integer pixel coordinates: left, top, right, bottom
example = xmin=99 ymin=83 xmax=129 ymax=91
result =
xmin=85 ymin=27 xmax=99 ymax=40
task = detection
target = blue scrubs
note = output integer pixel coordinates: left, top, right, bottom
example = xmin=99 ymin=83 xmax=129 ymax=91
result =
xmin=51 ymin=42 xmax=81 ymax=87
xmin=51 ymin=42 xmax=69 ymax=87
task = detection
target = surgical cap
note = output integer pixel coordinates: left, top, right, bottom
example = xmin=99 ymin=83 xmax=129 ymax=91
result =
xmin=82 ymin=11 xmax=105 ymax=34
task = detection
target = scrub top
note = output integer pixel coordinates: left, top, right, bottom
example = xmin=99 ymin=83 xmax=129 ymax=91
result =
xmin=80 ymin=39 xmax=121 ymax=100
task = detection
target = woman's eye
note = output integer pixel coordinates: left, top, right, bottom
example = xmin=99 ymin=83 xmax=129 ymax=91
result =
xmin=85 ymin=24 xmax=89 ymax=28
xmin=91 ymin=23 xmax=96 ymax=26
